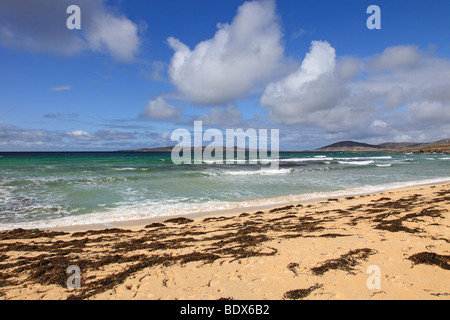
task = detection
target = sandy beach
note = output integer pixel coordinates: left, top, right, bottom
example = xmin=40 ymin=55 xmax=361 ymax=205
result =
xmin=0 ymin=182 xmax=448 ymax=300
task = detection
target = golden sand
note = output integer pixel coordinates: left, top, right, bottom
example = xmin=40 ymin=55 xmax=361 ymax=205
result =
xmin=0 ymin=183 xmax=448 ymax=300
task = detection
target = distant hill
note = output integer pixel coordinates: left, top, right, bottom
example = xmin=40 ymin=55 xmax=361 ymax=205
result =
xmin=316 ymin=141 xmax=382 ymax=152
xmin=118 ymin=139 xmax=450 ymax=154
xmin=315 ymin=139 xmax=450 ymax=154
xmin=376 ymin=142 xmax=423 ymax=150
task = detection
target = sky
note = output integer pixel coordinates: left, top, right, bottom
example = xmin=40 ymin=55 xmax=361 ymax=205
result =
xmin=1 ymin=0 xmax=450 ymax=151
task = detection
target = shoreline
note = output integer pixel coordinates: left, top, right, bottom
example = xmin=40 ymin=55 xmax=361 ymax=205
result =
xmin=2 ymin=152 xmax=449 ymax=233
xmin=37 ymin=176 xmax=450 ymax=232
xmin=0 ymin=181 xmax=448 ymax=300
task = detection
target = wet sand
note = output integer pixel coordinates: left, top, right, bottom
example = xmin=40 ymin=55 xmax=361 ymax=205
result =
xmin=0 ymin=182 xmax=448 ymax=300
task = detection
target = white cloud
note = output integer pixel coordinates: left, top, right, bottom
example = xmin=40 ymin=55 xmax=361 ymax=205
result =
xmin=167 ymin=0 xmax=286 ymax=105
xmin=261 ymin=40 xmax=348 ymax=125
xmin=86 ymin=10 xmax=140 ymax=62
xmin=260 ymin=41 xmax=450 ymax=144
xmin=0 ymin=0 xmax=141 ymax=62
xmin=65 ymin=130 xmax=94 ymax=141
xmin=197 ymin=104 xmax=243 ymax=127
xmin=140 ymin=96 xmax=182 ymax=120
xmin=64 ymin=129 xmax=136 ymax=142
xmin=367 ymin=45 xmax=422 ymax=71
xmin=407 ymin=101 xmax=450 ymax=123
xmin=0 ymin=123 xmax=155 ymax=151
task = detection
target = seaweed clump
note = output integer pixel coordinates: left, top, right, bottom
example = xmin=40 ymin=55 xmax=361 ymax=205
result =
xmin=311 ymin=248 xmax=376 ymax=276
xmin=283 ymin=284 xmax=322 ymax=300
xmin=408 ymin=252 xmax=450 ymax=270
xmin=164 ymin=217 xmax=194 ymax=224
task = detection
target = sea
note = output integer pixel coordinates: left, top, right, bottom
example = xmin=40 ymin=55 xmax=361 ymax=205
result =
xmin=0 ymin=151 xmax=449 ymax=230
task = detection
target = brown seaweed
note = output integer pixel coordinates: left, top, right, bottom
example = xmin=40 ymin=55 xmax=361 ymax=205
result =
xmin=311 ymin=248 xmax=376 ymax=276
xmin=408 ymin=252 xmax=450 ymax=270
xmin=283 ymin=284 xmax=322 ymax=300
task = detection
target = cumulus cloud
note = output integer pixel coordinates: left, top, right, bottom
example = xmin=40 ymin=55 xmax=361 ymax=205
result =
xmin=261 ymin=40 xmax=350 ymax=126
xmin=261 ymin=42 xmax=450 ymax=143
xmin=139 ymin=96 xmax=182 ymax=120
xmin=167 ymin=0 xmax=286 ymax=105
xmin=367 ymin=45 xmax=422 ymax=71
xmin=0 ymin=0 xmax=141 ymax=62
xmin=407 ymin=101 xmax=450 ymax=123
xmin=197 ymin=104 xmax=243 ymax=127
xmin=86 ymin=9 xmax=140 ymax=62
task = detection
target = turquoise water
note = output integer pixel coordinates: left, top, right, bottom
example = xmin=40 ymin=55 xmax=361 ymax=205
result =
xmin=0 ymin=152 xmax=449 ymax=230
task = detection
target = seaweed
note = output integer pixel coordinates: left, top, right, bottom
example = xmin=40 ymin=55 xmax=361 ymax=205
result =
xmin=318 ymin=233 xmax=350 ymax=238
xmin=164 ymin=217 xmax=194 ymax=224
xmin=269 ymin=205 xmax=294 ymax=213
xmin=374 ymin=219 xmax=420 ymax=234
xmin=283 ymin=284 xmax=322 ymax=300
xmin=203 ymin=216 xmax=234 ymax=223
xmin=311 ymin=248 xmax=376 ymax=276
xmin=0 ymin=228 xmax=67 ymax=240
xmin=144 ymin=223 xmax=166 ymax=229
xmin=369 ymin=194 xmax=421 ymax=210
xmin=373 ymin=206 xmax=445 ymax=234
xmin=287 ymin=262 xmax=300 ymax=277
xmin=71 ymin=228 xmax=132 ymax=238
xmin=408 ymin=252 xmax=450 ymax=270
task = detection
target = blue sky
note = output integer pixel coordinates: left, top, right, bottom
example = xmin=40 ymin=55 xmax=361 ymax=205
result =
xmin=1 ymin=0 xmax=450 ymax=151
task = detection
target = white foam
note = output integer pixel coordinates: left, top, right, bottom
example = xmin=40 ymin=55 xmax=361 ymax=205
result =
xmin=214 ymin=168 xmax=293 ymax=176
xmin=259 ymin=168 xmax=292 ymax=175
xmin=0 ymin=177 xmax=450 ymax=230
xmin=439 ymin=157 xmax=450 ymax=160
xmin=337 ymin=156 xmax=392 ymax=160
xmin=278 ymin=157 xmax=334 ymax=162
xmin=376 ymin=164 xmax=392 ymax=167
xmin=338 ymin=160 xmax=375 ymax=166
xmin=2 ymin=175 xmax=449 ymax=231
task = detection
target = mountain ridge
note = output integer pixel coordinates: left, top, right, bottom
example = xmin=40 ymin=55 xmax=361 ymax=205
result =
xmin=116 ymin=139 xmax=450 ymax=154
xmin=315 ymin=139 xmax=450 ymax=153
